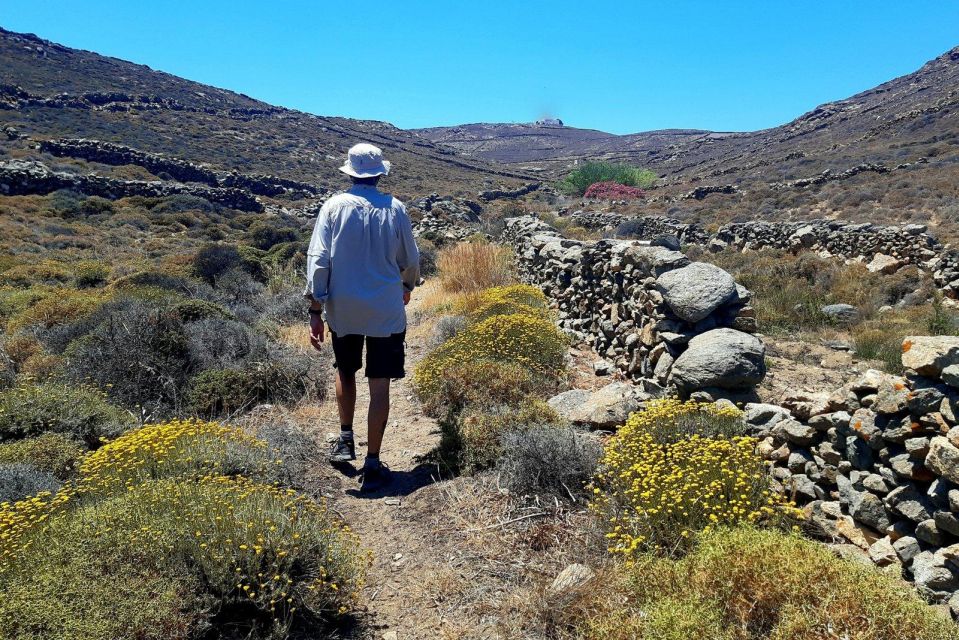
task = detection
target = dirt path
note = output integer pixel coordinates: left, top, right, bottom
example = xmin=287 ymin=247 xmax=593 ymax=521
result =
xmin=287 ymin=295 xmax=604 ymax=640
xmin=297 ymin=300 xmax=480 ymax=639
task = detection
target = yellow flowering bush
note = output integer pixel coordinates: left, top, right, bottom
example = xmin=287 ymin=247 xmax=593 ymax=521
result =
xmin=1 ymin=476 xmax=366 ymax=637
xmin=0 ymin=420 xmax=367 ymax=636
xmin=454 ymin=284 xmax=550 ymax=322
xmin=417 ymin=358 xmax=554 ymax=418
xmin=413 ymin=313 xmax=567 ymax=401
xmin=590 ymin=399 xmax=798 ymax=558
xmin=79 ymin=418 xmax=279 ymax=494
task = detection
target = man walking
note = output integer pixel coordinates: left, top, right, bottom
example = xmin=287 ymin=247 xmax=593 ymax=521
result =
xmin=306 ymin=143 xmax=419 ymax=492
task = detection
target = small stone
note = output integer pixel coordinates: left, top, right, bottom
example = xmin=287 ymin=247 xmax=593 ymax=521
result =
xmin=868 ymin=536 xmax=898 ymax=567
xmin=780 ymin=419 xmax=818 ymax=446
xmin=885 ymin=484 xmax=933 ymax=522
xmin=927 ymin=437 xmax=959 ymax=484
xmin=893 ymin=535 xmax=922 ymax=564
xmin=934 ymin=510 xmax=959 ymax=537
xmin=905 ymin=436 xmax=932 ymax=459
xmin=941 ymin=364 xmax=959 ymax=388
xmin=547 ymin=563 xmax=596 ymax=605
xmin=916 ymin=519 xmax=948 ymax=546
xmin=384 ymin=498 xmax=401 ymax=506
xmin=873 ymin=378 xmax=910 ymax=414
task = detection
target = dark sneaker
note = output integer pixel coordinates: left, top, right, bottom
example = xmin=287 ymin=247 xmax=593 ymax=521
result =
xmin=360 ymin=460 xmax=390 ymax=493
xmin=329 ymin=435 xmax=356 ymax=463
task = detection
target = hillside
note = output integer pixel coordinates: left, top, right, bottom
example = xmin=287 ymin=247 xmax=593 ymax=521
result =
xmin=0 ymin=27 xmax=533 ymax=199
xmin=419 ymin=47 xmax=959 ymax=233
xmin=414 ymin=122 xmax=716 ymax=167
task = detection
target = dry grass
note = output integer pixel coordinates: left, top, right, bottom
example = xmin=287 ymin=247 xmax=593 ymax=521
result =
xmin=437 ymin=242 xmax=515 ymax=293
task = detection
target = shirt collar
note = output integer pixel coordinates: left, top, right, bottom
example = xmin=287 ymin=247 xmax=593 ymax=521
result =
xmin=349 ymin=183 xmax=380 ymax=195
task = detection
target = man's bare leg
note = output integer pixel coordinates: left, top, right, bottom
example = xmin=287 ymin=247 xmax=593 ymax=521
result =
xmin=335 ymin=369 xmax=357 ymax=426
xmin=367 ymin=378 xmax=391 ymax=457
xmin=329 ymin=369 xmax=359 ymax=462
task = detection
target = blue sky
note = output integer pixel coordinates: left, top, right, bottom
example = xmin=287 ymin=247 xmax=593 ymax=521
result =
xmin=3 ymin=1 xmax=958 ymax=134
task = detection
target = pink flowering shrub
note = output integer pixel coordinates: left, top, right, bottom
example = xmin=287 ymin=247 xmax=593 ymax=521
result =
xmin=583 ymin=181 xmax=646 ymax=200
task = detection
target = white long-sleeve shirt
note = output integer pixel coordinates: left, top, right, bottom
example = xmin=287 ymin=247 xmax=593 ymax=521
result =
xmin=305 ymin=184 xmax=420 ymax=337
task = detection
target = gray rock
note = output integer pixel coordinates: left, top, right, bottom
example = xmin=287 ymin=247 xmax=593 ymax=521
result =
xmin=917 ymin=519 xmax=949 ymax=546
xmin=873 ymin=378 xmax=910 ymax=414
xmin=868 ymin=536 xmax=898 ymax=567
xmin=566 ymin=383 xmax=648 ymax=430
xmin=547 ymin=389 xmax=591 ymax=419
xmin=669 ymin=328 xmax=766 ymax=393
xmin=893 ymin=536 xmax=922 ymax=564
xmin=935 ymin=510 xmax=959 ymax=537
xmin=941 ymin=364 xmax=959 ymax=389
xmin=885 ymin=484 xmax=933 ymax=522
xmin=809 ymin=411 xmax=851 ymax=432
xmin=821 ymin=303 xmax=860 ymax=325
xmin=851 ymin=490 xmax=892 ymax=532
xmin=913 ymin=549 xmax=959 ymax=595
xmin=901 ymin=336 xmax=959 ymax=376
xmin=743 ymin=403 xmax=791 ymax=430
xmin=656 ymin=262 xmax=737 ymax=323
xmin=927 ymin=437 xmax=959 ymax=484
xmin=907 ymin=387 xmax=946 ymax=415
xmin=780 ymin=419 xmax=819 ymax=446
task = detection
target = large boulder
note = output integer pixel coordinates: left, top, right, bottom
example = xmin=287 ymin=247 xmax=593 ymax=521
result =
xmin=901 ymin=336 xmax=959 ymax=376
xmin=669 ymin=328 xmax=766 ymax=393
xmin=564 ymin=382 xmax=648 ymax=429
xmin=656 ymin=262 xmax=738 ymax=323
xmin=867 ymin=253 xmax=902 ymax=274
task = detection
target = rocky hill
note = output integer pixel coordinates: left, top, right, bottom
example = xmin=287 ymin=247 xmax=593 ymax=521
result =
xmin=0 ymin=27 xmax=534 ymax=199
xmin=418 ymin=47 xmax=959 ymax=233
xmin=414 ymin=122 xmax=715 ymax=167
xmin=419 ymin=46 xmax=959 ymax=183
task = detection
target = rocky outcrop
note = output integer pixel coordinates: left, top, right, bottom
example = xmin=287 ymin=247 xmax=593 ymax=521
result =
xmin=0 ymin=159 xmax=263 ymax=211
xmin=503 ymin=215 xmax=761 ymax=397
xmin=568 ymin=211 xmax=710 ymax=244
xmin=478 ymin=182 xmax=540 ymax=201
xmin=409 ymin=193 xmax=482 ymax=244
xmin=682 ymin=184 xmax=737 ymax=200
xmin=39 ymin=138 xmax=324 ymax=198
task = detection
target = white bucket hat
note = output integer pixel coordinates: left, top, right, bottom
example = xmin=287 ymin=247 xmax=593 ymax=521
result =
xmin=339 ymin=143 xmax=391 ymax=178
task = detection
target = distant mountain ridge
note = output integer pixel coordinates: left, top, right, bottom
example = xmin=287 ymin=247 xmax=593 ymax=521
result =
xmin=0 ymin=26 xmax=534 ymax=198
xmin=416 ymin=45 xmax=959 ymax=189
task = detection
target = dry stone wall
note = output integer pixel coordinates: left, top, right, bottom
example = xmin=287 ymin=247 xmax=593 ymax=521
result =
xmin=507 ymin=215 xmax=959 ymax=609
xmin=568 ymin=210 xmax=959 ymax=295
xmin=0 ymin=159 xmax=263 ymax=211
xmin=749 ymin=337 xmax=959 ymax=611
xmin=504 ymin=215 xmax=764 ymax=397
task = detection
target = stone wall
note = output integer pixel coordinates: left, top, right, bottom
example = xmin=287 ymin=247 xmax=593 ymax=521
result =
xmin=40 ymin=138 xmax=323 ymax=198
xmin=507 ymin=215 xmax=959 ymax=609
xmin=504 ymin=216 xmax=764 ymax=397
xmin=0 ymin=159 xmax=263 ymax=212
xmin=569 ymin=211 xmax=710 ymax=244
xmin=747 ymin=337 xmax=959 ymax=611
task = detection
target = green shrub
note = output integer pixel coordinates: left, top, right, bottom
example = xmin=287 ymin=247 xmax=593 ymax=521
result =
xmin=456 ymin=400 xmax=561 ymax=472
xmin=193 ymin=242 xmax=244 ymax=283
xmin=0 ymin=261 xmax=72 ymax=288
xmin=188 ymin=368 xmax=259 ymax=415
xmin=245 ymin=221 xmax=298 ymax=250
xmin=0 ymin=506 xmax=203 ymax=640
xmin=0 ymin=433 xmax=85 ymax=479
xmin=170 ymin=298 xmax=234 ymax=322
xmin=72 ymin=260 xmax=110 ymax=288
xmin=0 ymin=382 xmax=133 ymax=446
xmin=417 ymin=358 xmax=554 ymax=418
xmin=558 ymin=161 xmax=658 ymax=196
xmin=577 ymin=528 xmax=958 ymax=640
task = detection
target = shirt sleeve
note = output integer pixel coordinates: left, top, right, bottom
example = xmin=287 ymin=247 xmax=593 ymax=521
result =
xmin=305 ymin=202 xmax=333 ymax=302
xmin=396 ymin=205 xmax=420 ymax=293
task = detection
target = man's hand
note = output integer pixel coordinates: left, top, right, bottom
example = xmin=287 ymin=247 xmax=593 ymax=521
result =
xmin=403 ymin=290 xmax=411 ymax=306
xmin=309 ymin=313 xmax=325 ymax=350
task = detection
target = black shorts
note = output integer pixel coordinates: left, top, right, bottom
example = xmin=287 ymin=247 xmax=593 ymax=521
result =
xmin=330 ymin=330 xmax=406 ymax=379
